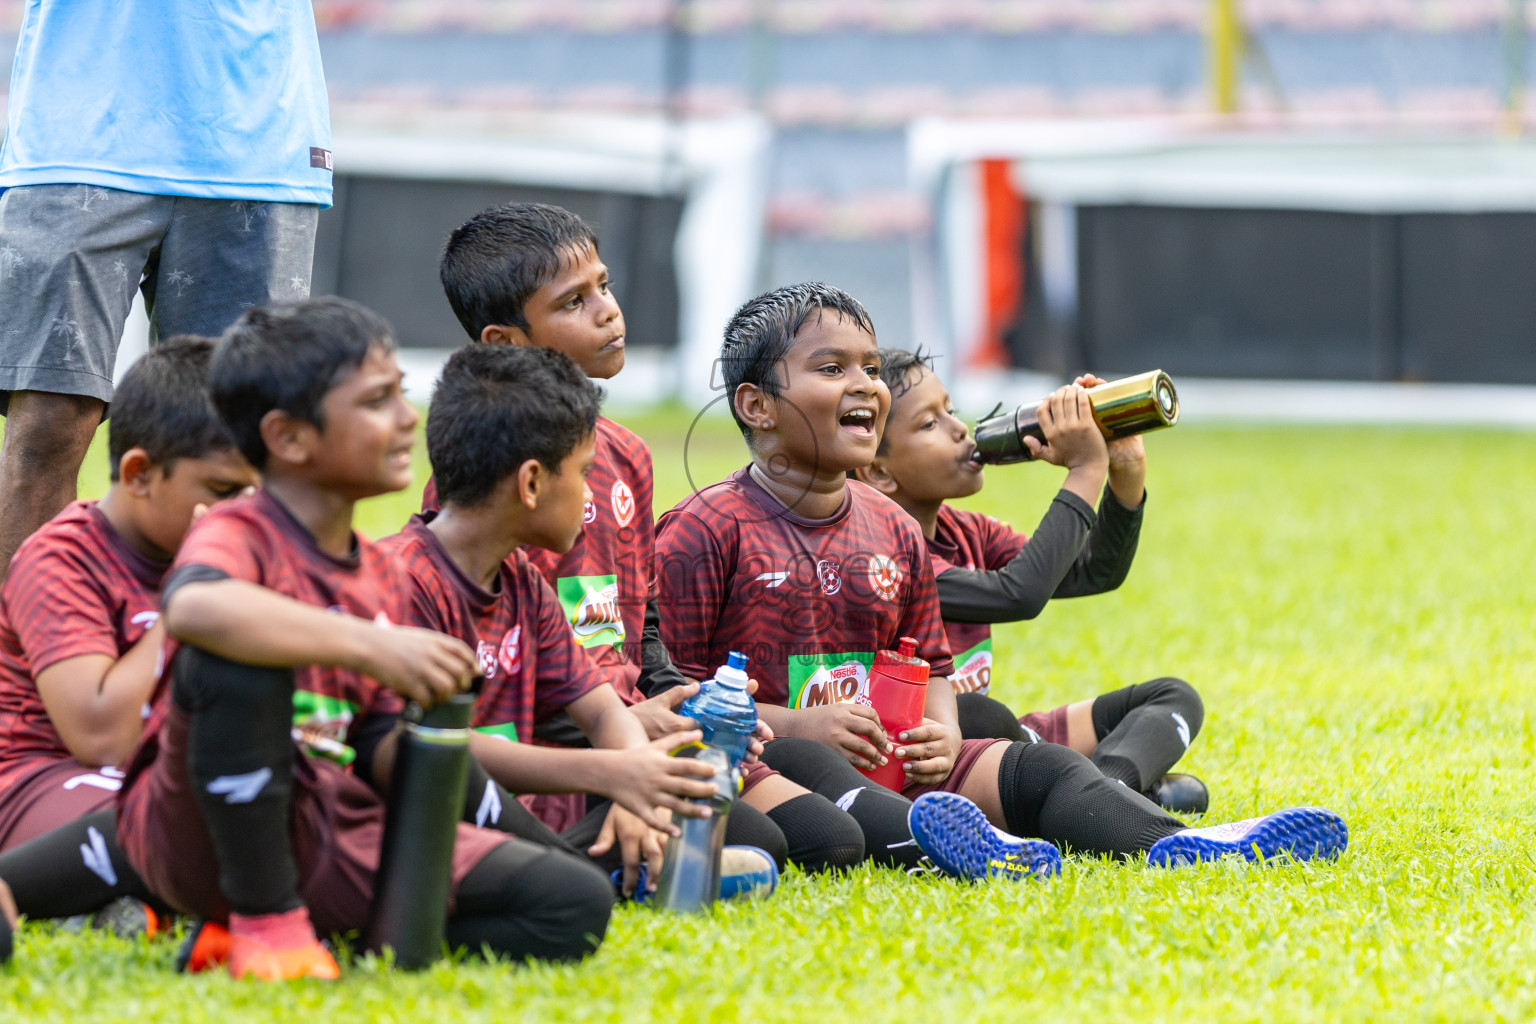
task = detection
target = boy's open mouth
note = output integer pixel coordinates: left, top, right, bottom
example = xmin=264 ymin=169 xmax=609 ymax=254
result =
xmin=838 ymin=408 xmax=876 ymax=437
xmin=961 ymin=443 xmax=982 ymax=469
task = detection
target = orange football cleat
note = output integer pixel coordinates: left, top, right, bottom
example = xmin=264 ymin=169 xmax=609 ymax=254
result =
xmin=175 ymin=920 xmax=232 ymax=973
xmin=226 ymin=908 xmax=339 ymax=981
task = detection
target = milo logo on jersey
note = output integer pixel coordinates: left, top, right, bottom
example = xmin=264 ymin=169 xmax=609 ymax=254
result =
xmin=950 ymin=639 xmax=993 ymax=695
xmin=787 ymin=652 xmax=875 ymax=709
xmin=291 ymin=691 xmax=359 ymax=766
xmin=556 ymin=575 xmax=626 ymax=649
xmin=476 ymin=721 xmax=519 ymax=743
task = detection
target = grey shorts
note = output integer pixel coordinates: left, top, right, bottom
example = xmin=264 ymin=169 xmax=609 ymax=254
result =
xmin=0 ymin=184 xmax=319 ymax=409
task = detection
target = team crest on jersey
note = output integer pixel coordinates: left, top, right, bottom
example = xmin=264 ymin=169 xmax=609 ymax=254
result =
xmin=498 ymin=625 xmax=523 ymax=676
xmin=477 ymin=640 xmax=498 ymax=680
xmin=867 ymin=554 xmax=903 ymax=602
xmin=583 ymin=500 xmax=596 ymax=524
xmin=611 ymin=479 xmax=635 ymax=528
xmin=817 ymin=559 xmax=842 ymax=597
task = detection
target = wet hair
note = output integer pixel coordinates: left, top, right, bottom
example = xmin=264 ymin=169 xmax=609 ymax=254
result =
xmin=427 ymin=344 xmax=602 ymax=508
xmin=439 ymin=202 xmax=601 ymax=340
xmin=108 ymin=335 xmax=236 ymax=481
xmin=210 ymin=297 xmax=396 ymax=471
xmin=719 ymin=282 xmax=875 ymax=439
xmin=875 ymin=346 xmax=938 ymax=456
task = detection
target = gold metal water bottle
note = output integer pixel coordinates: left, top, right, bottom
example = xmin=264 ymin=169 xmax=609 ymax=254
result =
xmin=972 ymin=370 xmax=1180 ymax=465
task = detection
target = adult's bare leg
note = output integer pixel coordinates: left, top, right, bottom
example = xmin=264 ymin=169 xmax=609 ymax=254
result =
xmin=0 ymin=391 xmax=105 ymax=580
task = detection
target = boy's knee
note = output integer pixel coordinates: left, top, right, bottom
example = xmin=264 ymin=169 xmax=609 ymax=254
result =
xmin=1140 ymin=677 xmax=1203 ymax=736
xmin=172 ymin=646 xmax=292 ymax=715
xmin=0 ymin=393 xmax=103 ymax=468
xmin=766 ymin=793 xmax=865 ymax=873
xmin=955 ymin=692 xmax=1026 ymax=741
xmin=517 ymin=850 xmax=615 ymax=962
xmin=998 ymin=740 xmax=1099 ymax=836
xmin=758 ymin=736 xmax=865 ymax=792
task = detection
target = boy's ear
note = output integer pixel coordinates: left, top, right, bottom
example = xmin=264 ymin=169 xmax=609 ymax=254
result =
xmin=117 ymin=447 xmax=157 ymax=496
xmin=515 ymin=457 xmax=544 ymax=509
xmin=733 ymin=383 xmax=777 ymax=432
xmin=258 ymin=410 xmax=318 ymax=468
xmin=855 ymin=457 xmax=899 ymax=496
xmin=481 ymin=323 xmax=531 ymax=347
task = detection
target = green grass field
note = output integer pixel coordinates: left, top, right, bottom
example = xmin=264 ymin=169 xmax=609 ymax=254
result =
xmin=5 ymin=412 xmax=1535 ymax=1023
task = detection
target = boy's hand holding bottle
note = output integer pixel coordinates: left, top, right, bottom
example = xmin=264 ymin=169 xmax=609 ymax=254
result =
xmin=788 ymin=702 xmax=891 ymax=772
xmin=1074 ymin=373 xmax=1146 ymax=508
xmin=894 ymin=718 xmax=959 ymax=786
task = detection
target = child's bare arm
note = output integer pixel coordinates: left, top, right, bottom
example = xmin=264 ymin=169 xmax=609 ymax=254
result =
xmin=35 ymin=619 xmax=164 ymax=767
xmin=163 ymin=579 xmax=475 ymax=705
xmin=1022 ymin=384 xmax=1109 ymax=506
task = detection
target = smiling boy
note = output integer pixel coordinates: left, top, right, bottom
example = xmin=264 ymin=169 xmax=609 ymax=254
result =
xmin=657 ymin=282 xmax=1348 ymax=879
xmin=853 ymin=348 xmax=1208 ymax=814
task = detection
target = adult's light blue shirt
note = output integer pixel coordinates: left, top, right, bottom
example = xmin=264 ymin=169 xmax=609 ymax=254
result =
xmin=0 ymin=0 xmax=332 ymax=205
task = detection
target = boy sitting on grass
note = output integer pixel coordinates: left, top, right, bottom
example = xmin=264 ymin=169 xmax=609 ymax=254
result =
xmin=0 ymin=338 xmax=257 ymax=930
xmin=656 ymin=282 xmax=1347 ymax=880
xmin=853 ymin=348 xmax=1207 ymax=814
xmin=379 ymin=343 xmax=776 ymax=900
xmin=115 ymin=298 xmax=614 ymax=981
xmin=430 ymin=202 xmax=834 ymax=871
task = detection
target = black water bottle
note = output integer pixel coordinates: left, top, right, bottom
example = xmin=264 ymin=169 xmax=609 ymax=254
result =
xmin=653 ymin=745 xmax=736 ymax=913
xmin=366 ymin=692 xmax=475 ymax=969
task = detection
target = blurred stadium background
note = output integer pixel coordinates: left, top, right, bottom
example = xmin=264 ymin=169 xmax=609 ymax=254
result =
xmin=5 ymin=0 xmax=1535 ymax=422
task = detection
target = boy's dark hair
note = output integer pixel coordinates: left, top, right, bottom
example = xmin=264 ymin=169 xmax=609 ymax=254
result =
xmin=875 ymin=346 xmax=937 ymax=456
xmin=108 ymin=335 xmax=236 ymax=481
xmin=210 ymin=297 xmax=396 ymax=471
xmin=427 ymin=344 xmax=603 ymax=508
xmin=720 ymin=282 xmax=875 ymax=439
xmin=439 ymin=203 xmax=601 ymax=340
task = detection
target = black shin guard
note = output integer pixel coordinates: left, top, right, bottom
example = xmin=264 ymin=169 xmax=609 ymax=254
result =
xmin=1089 ymin=677 xmax=1204 ymax=791
xmin=764 ymin=794 xmax=865 ymax=873
xmin=174 ymin=647 xmax=302 ymax=915
xmin=0 ymin=810 xmax=159 ymax=919
xmin=997 ymin=740 xmax=1183 ymax=859
xmin=955 ymin=692 xmax=1027 ymax=741
xmin=724 ymin=802 xmax=790 ymax=871
xmin=759 ymin=737 xmax=918 ymax=870
xmin=446 ymin=840 xmax=613 ymax=962
xmin=460 ymin=762 xmax=586 ymax=858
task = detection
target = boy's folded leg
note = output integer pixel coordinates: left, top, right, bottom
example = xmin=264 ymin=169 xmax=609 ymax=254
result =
xmin=460 ymin=761 xmax=587 ymax=858
xmin=723 ymin=801 xmax=788 ymax=872
xmin=955 ymin=692 xmax=1027 ymax=742
xmin=995 ymin=739 xmax=1184 ymax=859
xmin=446 ymin=838 xmax=613 ymax=963
xmin=0 ymin=807 xmax=162 ymax=920
xmin=1089 ymin=677 xmax=1204 ymax=793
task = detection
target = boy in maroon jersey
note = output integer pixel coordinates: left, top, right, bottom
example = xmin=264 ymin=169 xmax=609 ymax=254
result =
xmin=656 ymin=282 xmax=1347 ymax=880
xmin=852 ymin=348 xmax=1208 ymax=814
xmin=116 ymin=298 xmax=613 ymax=981
xmin=432 ymin=203 xmax=859 ymax=871
xmin=380 ymin=344 xmax=777 ymax=897
xmin=0 ymin=338 xmax=257 ymax=929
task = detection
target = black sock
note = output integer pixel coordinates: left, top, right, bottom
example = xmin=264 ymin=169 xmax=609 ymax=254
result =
xmin=460 ymin=761 xmax=588 ymax=859
xmin=759 ymin=737 xmax=919 ymax=870
xmin=955 ymin=692 xmax=1027 ymax=741
xmin=1090 ymin=677 xmax=1204 ymax=791
xmin=174 ymin=646 xmax=302 ymax=916
xmin=445 ymin=840 xmax=613 ymax=962
xmin=763 ymin=794 xmax=865 ymax=873
xmin=724 ymin=801 xmax=790 ymax=871
xmin=0 ymin=809 xmax=161 ymax=918
xmin=997 ymin=740 xmax=1183 ymax=859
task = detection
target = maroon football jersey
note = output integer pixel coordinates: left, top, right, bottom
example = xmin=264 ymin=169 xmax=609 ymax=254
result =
xmin=926 ymin=504 xmax=1029 ymax=696
xmin=422 ymin=415 xmax=652 ymax=703
xmin=138 ymin=489 xmax=404 ymax=760
xmin=377 ymin=515 xmax=608 ymax=746
xmin=655 ymin=467 xmax=953 ymax=709
xmin=0 ymin=502 xmax=167 ymax=792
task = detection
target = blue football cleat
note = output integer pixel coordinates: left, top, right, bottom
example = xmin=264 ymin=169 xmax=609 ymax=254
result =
xmin=1147 ymin=806 xmax=1348 ymax=868
xmin=613 ymin=844 xmax=779 ymax=904
xmin=907 ymin=791 xmax=1061 ymax=881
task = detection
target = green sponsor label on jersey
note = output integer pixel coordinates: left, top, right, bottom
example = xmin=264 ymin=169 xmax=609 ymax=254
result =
xmin=291 ymin=691 xmax=360 ymax=765
xmin=475 ymin=722 xmax=520 ymax=743
xmin=787 ymin=652 xmax=874 ymax=709
xmin=950 ymin=638 xmax=994 ymax=695
xmin=556 ymin=574 xmax=625 ymax=650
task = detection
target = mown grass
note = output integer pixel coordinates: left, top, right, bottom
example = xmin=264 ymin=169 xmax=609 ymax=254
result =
xmin=6 ymin=411 xmax=1535 ymax=1023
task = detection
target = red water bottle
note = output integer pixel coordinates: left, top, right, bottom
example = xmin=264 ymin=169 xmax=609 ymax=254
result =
xmin=857 ymin=637 xmax=929 ymax=792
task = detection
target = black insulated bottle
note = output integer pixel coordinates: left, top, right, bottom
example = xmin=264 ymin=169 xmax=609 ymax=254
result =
xmin=366 ymin=692 xmax=475 ymax=969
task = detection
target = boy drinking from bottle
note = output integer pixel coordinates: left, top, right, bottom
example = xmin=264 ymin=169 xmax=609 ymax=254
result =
xmin=115 ymin=298 xmax=613 ymax=981
xmin=655 ymin=282 xmax=1347 ymax=880
xmin=378 ymin=344 xmax=778 ymax=898
xmin=852 ymin=348 xmax=1207 ymax=814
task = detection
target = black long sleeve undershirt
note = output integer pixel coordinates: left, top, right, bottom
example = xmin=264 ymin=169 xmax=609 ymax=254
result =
xmin=638 ymin=593 xmax=692 ymax=697
xmin=935 ymin=487 xmax=1145 ymax=624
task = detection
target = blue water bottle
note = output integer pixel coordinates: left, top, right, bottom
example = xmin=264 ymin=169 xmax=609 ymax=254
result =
xmin=679 ymin=651 xmax=758 ymax=770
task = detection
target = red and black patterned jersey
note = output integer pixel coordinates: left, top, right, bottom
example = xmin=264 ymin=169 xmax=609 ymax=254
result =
xmin=655 ymin=467 xmax=953 ymax=709
xmin=142 ymin=489 xmax=405 ymax=756
xmin=927 ymin=504 xmax=1028 ymax=695
xmin=423 ymin=415 xmax=652 ymax=704
xmin=0 ymin=502 xmax=167 ymax=789
xmin=376 ymin=515 xmax=607 ymax=746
